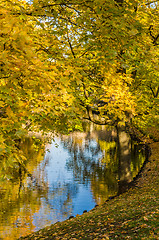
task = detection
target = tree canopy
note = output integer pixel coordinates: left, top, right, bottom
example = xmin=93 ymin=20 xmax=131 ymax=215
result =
xmin=0 ymin=0 xmax=159 ymax=166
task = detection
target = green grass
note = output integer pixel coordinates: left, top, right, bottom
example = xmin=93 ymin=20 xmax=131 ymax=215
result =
xmin=19 ymin=141 xmax=159 ymax=240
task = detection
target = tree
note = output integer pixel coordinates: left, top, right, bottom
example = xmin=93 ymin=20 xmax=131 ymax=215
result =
xmin=30 ymin=0 xmax=158 ymax=126
xmin=0 ymin=0 xmax=80 ymax=168
xmin=0 ymin=0 xmax=158 ymax=165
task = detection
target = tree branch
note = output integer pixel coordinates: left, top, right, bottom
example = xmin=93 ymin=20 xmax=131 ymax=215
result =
xmin=149 ymin=25 xmax=159 ymax=45
xmin=150 ymin=85 xmax=159 ymax=98
xmin=67 ymin=31 xmax=76 ymax=58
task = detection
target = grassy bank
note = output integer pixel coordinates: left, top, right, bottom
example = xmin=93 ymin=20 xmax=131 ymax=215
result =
xmin=19 ymin=138 xmax=159 ymax=239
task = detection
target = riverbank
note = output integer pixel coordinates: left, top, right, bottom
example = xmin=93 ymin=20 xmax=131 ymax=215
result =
xmin=19 ymin=138 xmax=159 ymax=239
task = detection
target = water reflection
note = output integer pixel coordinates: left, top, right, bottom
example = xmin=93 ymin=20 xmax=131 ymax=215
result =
xmin=0 ymin=137 xmax=46 ymax=240
xmin=0 ymin=124 xmax=146 ymax=239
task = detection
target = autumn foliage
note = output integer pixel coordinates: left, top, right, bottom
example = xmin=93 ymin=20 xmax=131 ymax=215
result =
xmin=0 ymin=0 xmax=159 ymax=164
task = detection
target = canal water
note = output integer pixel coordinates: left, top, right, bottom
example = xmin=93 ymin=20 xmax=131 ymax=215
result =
xmin=0 ymin=124 xmax=146 ymax=239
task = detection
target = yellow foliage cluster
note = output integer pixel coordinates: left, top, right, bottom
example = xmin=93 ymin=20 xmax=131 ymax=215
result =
xmin=0 ymin=0 xmax=158 ymax=163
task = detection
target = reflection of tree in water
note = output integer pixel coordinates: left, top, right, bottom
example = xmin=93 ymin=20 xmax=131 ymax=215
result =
xmin=45 ymin=182 xmax=78 ymax=217
xmin=60 ymin=127 xmax=119 ymax=204
xmin=41 ymin=153 xmax=76 ymax=211
xmin=117 ymin=127 xmax=146 ymax=194
xmin=0 ymin=126 xmax=147 ymax=239
xmin=0 ymin=137 xmax=48 ymax=239
xmin=61 ymin=133 xmax=102 ymax=184
xmin=130 ymin=143 xmax=147 ymax=179
xmin=60 ymin=125 xmax=146 ymax=204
